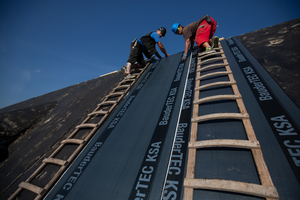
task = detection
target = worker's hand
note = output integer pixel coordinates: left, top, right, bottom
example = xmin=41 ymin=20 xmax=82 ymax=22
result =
xmin=180 ymin=53 xmax=187 ymax=62
xmin=166 ymin=54 xmax=170 ymax=57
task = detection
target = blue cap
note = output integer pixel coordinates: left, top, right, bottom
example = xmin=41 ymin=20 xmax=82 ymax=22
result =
xmin=172 ymin=23 xmax=180 ymax=34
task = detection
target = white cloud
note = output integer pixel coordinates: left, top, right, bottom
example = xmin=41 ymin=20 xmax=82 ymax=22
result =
xmin=20 ymin=69 xmax=32 ymax=82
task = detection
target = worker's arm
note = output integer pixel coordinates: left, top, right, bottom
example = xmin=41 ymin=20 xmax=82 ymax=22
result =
xmin=181 ymin=38 xmax=190 ymax=62
xmin=190 ymin=40 xmax=194 ymax=50
xmin=154 ymin=51 xmax=162 ymax=59
xmin=157 ymin=42 xmax=170 ymax=57
xmin=184 ymin=38 xmax=190 ymax=54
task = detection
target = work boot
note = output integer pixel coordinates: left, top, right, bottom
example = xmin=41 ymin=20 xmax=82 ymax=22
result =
xmin=125 ymin=74 xmax=136 ymax=79
xmin=210 ymin=36 xmax=219 ymax=48
xmin=205 ymin=46 xmax=216 ymax=54
xmin=199 ymin=46 xmax=216 ymax=57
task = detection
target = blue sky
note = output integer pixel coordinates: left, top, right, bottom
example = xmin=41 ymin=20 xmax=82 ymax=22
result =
xmin=0 ymin=0 xmax=299 ymax=109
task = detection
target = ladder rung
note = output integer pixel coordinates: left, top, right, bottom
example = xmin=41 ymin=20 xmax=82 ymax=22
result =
xmin=106 ymin=92 xmax=125 ymax=98
xmin=189 ymin=139 xmax=260 ymax=149
xmin=184 ymin=179 xmax=279 ymax=199
xmin=98 ymin=101 xmax=117 ymax=106
xmin=192 ymin=113 xmax=249 ymax=123
xmin=199 ymin=57 xmax=224 ymax=65
xmin=61 ymin=138 xmax=85 ymax=145
xmin=132 ymin=68 xmax=142 ymax=73
xmin=197 ymin=71 xmax=232 ymax=80
xmin=120 ymin=79 xmax=134 ymax=84
xmin=43 ymin=158 xmax=68 ymax=166
xmin=123 ymin=78 xmax=135 ymax=80
xmin=76 ymin=123 xmax=97 ymax=129
xmin=194 ymin=94 xmax=242 ymax=105
xmin=183 ymin=42 xmax=278 ymax=200
xmin=19 ymin=182 xmax=45 ymax=195
xmin=115 ymin=85 xmax=130 ymax=90
xmin=7 ymin=62 xmax=150 ymax=200
xmin=195 ymin=81 xmax=236 ymax=91
xmin=198 ymin=51 xmax=222 ymax=58
xmin=88 ymin=110 xmax=108 ymax=116
xmin=213 ymin=47 xmax=223 ymax=50
xmin=198 ymin=63 xmax=229 ymax=72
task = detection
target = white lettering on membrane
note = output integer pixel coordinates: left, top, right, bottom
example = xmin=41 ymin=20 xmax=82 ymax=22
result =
xmin=159 ymin=88 xmax=177 ymax=126
xmin=231 ymin=46 xmax=246 ymax=62
xmin=163 ymin=123 xmax=188 ymax=199
xmin=174 ymin=63 xmax=184 ymax=82
xmin=108 ymin=95 xmax=135 ymax=129
xmin=134 ymin=141 xmax=162 ymax=199
xmin=271 ymin=115 xmax=300 ymax=166
xmin=229 ymin=39 xmax=300 ymax=170
xmin=182 ymin=78 xmax=193 ymax=110
xmin=243 ymin=66 xmax=273 ymax=101
xmin=55 ymin=142 xmax=103 ymax=199
xmin=226 ymin=38 xmax=234 ymax=45
xmin=137 ymin=72 xmax=152 ymax=90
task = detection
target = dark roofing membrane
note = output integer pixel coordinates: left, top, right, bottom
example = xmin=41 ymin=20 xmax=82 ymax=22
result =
xmin=237 ymin=18 xmax=300 ymax=108
xmin=0 ymin=19 xmax=299 ymax=200
xmin=0 ymin=72 xmax=124 ymax=199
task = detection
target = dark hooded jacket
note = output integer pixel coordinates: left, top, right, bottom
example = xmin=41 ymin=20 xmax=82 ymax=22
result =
xmin=140 ymin=32 xmax=158 ymax=59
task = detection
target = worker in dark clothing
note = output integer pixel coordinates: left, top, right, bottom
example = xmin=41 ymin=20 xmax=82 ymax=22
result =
xmin=122 ymin=27 xmax=170 ymax=79
xmin=172 ymin=15 xmax=219 ymax=62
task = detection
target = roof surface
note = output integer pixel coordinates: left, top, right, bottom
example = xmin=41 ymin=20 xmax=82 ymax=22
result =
xmin=237 ymin=18 xmax=300 ymax=108
xmin=0 ymin=19 xmax=299 ymax=200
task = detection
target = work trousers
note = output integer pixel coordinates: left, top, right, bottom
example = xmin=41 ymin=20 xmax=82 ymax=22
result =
xmin=127 ymin=40 xmax=145 ymax=66
xmin=195 ymin=16 xmax=217 ymax=49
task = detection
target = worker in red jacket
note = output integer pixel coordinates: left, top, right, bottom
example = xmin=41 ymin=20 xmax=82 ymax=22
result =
xmin=172 ymin=15 xmax=219 ymax=62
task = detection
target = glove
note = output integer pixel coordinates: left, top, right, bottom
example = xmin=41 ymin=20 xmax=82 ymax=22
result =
xmin=180 ymin=53 xmax=187 ymax=62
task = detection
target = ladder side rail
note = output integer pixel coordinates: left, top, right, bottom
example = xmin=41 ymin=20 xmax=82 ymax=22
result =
xmin=183 ymin=43 xmax=278 ymax=199
xmin=184 ymin=178 xmax=278 ymax=199
xmin=9 ymin=62 xmax=151 ymax=200
xmin=197 ymin=71 xmax=232 ymax=80
xmin=183 ymin=52 xmax=202 ymax=200
xmin=219 ymin=48 xmax=276 ymax=188
xmin=197 ymin=62 xmax=229 ymax=72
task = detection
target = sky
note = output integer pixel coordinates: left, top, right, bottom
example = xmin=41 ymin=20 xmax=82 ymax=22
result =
xmin=0 ymin=0 xmax=299 ymax=109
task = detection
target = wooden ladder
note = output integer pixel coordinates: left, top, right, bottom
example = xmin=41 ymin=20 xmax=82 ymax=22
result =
xmin=183 ymin=43 xmax=279 ymax=199
xmin=9 ymin=62 xmax=151 ymax=200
